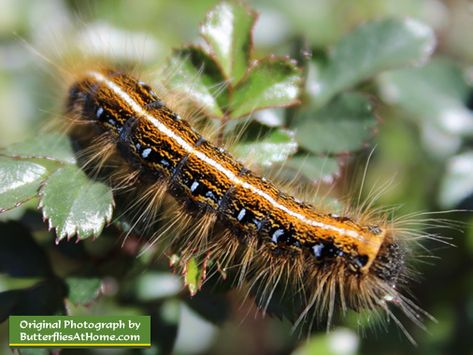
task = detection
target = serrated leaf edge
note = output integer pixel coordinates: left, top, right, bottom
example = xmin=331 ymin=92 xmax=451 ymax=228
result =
xmin=37 ymin=167 xmax=114 ymax=242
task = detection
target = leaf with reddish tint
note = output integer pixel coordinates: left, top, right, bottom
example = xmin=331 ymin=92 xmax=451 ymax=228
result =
xmin=184 ymin=257 xmax=203 ymax=296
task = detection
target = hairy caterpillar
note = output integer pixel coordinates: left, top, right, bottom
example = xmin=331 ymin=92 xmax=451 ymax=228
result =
xmin=2 ymin=1 xmax=473 ymax=353
xmin=62 ymin=66 xmax=429 ymax=342
xmin=6 ymin=3 xmax=460 ymax=348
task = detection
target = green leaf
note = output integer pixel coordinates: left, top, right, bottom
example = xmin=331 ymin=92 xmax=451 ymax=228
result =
xmin=66 ymin=277 xmax=102 ymax=305
xmin=233 ymin=129 xmax=297 ymax=167
xmin=285 ymin=155 xmax=341 ymax=183
xmin=293 ymin=328 xmax=359 ymax=355
xmin=135 ymin=272 xmax=182 ymax=301
xmin=39 ymin=165 xmax=114 ymax=240
xmin=201 ymin=1 xmax=256 ymax=83
xmin=229 ymin=58 xmax=302 ymax=118
xmin=2 ymin=132 xmax=76 ymax=164
xmin=173 ymin=302 xmax=217 ymax=353
xmin=254 ymin=108 xmax=285 ymax=127
xmin=294 ymin=93 xmax=377 ymax=154
xmin=168 ymin=47 xmax=225 ymax=118
xmin=438 ymin=151 xmax=473 ymax=208
xmin=0 ymin=204 xmax=30 ymax=222
xmin=0 ymin=275 xmax=41 ymax=293
xmin=378 ymin=58 xmax=473 ymax=135
xmin=184 ymin=257 xmax=203 ymax=297
xmin=312 ymin=18 xmax=435 ymax=106
xmin=0 ymin=157 xmax=48 ymax=212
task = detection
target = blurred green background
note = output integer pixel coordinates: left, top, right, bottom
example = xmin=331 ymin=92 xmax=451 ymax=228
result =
xmin=0 ymin=0 xmax=472 ymax=354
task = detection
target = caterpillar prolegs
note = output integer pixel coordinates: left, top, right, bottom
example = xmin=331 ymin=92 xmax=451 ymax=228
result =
xmin=63 ymin=67 xmax=428 ymax=340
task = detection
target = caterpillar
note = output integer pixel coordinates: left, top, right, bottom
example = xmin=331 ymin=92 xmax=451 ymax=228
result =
xmin=63 ymin=66 xmax=427 ymax=342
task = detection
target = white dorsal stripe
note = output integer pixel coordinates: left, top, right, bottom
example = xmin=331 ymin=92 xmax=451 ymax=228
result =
xmin=87 ymin=70 xmax=373 ymax=244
